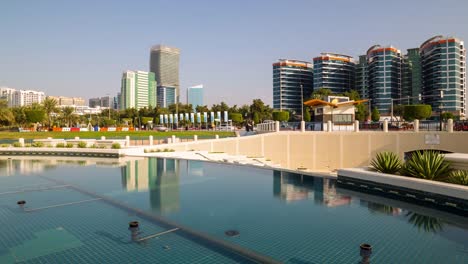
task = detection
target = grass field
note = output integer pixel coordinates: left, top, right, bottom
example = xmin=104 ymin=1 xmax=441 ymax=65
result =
xmin=0 ymin=130 xmax=236 ymax=140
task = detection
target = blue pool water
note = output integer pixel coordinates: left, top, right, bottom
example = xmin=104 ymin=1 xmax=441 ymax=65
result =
xmin=0 ymin=157 xmax=467 ymax=263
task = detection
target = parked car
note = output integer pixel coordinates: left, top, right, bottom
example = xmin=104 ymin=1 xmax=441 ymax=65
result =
xmin=155 ymin=125 xmax=168 ymax=132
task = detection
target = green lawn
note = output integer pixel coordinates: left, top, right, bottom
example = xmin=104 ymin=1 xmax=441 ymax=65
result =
xmin=0 ymin=131 xmax=235 ymax=140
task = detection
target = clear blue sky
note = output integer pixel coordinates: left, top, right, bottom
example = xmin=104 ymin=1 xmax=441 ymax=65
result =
xmin=1 ymin=0 xmax=467 ymax=106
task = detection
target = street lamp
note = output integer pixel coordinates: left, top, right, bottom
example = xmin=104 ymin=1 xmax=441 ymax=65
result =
xmin=300 ymin=84 xmax=304 ymax=122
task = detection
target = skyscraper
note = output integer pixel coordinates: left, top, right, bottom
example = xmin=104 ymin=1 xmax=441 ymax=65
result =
xmin=420 ymin=36 xmax=466 ymax=116
xmin=273 ymin=59 xmax=314 ymax=113
xmin=402 ymin=48 xmax=422 ymax=104
xmin=150 ymin=45 xmax=180 ymax=96
xmin=355 ymin=55 xmax=368 ymax=99
xmin=187 ymin=84 xmax=204 ymax=111
xmin=120 ymin=70 xmax=157 ymax=110
xmin=157 ymin=86 xmax=176 ymax=108
xmin=313 ymin=53 xmax=356 ymax=94
xmin=366 ymin=45 xmax=402 ymax=114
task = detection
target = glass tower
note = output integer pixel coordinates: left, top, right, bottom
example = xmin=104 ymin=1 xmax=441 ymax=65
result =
xmin=402 ymin=48 xmax=422 ymax=104
xmin=273 ymin=59 xmax=313 ymax=114
xmin=150 ymin=45 xmax=180 ymax=97
xmin=355 ymin=55 xmax=368 ymax=99
xmin=120 ymin=71 xmax=157 ymax=110
xmin=313 ymin=53 xmax=355 ymax=94
xmin=420 ymin=36 xmax=466 ymax=116
xmin=187 ymin=84 xmax=204 ymax=111
xmin=157 ymin=86 xmax=176 ymax=108
xmin=367 ymin=45 xmax=402 ymax=114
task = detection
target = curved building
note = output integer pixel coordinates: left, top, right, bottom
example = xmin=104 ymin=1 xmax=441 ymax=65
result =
xmin=273 ymin=59 xmax=314 ymax=113
xmin=313 ymin=53 xmax=355 ymax=94
xmin=420 ymin=36 xmax=466 ymax=116
xmin=367 ymin=45 xmax=402 ymax=114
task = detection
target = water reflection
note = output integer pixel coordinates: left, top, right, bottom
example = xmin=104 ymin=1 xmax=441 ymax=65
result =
xmin=406 ymin=212 xmax=445 ymax=233
xmin=273 ymin=171 xmax=351 ymax=207
xmin=121 ymin=158 xmax=181 ymax=214
xmin=0 ymin=157 xmax=125 ymax=176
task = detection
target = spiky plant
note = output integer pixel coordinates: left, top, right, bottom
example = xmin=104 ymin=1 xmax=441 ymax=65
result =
xmin=401 ymin=151 xmax=450 ymax=180
xmin=370 ymin=151 xmax=402 ymax=174
xmin=446 ymin=170 xmax=468 ymax=186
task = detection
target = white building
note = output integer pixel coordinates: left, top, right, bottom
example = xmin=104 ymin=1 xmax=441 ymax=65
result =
xmin=0 ymin=87 xmax=16 ymax=107
xmin=9 ymin=89 xmax=46 ymax=107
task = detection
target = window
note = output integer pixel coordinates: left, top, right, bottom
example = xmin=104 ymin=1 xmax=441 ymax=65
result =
xmin=333 ymin=114 xmax=353 ymax=124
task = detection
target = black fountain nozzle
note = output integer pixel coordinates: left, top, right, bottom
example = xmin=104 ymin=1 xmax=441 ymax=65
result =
xmin=360 ymin=243 xmax=372 ymax=263
xmin=129 ymin=221 xmax=139 ymax=229
xmin=17 ymin=200 xmax=26 ymax=205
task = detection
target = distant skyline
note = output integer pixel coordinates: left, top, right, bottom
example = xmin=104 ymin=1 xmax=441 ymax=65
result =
xmin=1 ymin=0 xmax=467 ymax=106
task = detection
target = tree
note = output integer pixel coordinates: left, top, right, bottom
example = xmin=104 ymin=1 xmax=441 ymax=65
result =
xmin=441 ymin=112 xmax=454 ymax=121
xmin=229 ymin=113 xmax=243 ymax=126
xmin=195 ymin=105 xmax=209 ymax=113
xmin=211 ymin=102 xmax=229 ymax=113
xmin=303 ymin=107 xmax=311 ymax=122
xmin=0 ymin=100 xmax=14 ymax=126
xmin=61 ymin=106 xmax=76 ymax=127
xmin=312 ymin=88 xmax=333 ymax=99
xmin=12 ymin=107 xmax=27 ymax=126
xmin=371 ymin=107 xmax=380 ymax=122
xmin=250 ymin=99 xmax=272 ymax=122
xmin=403 ymin=105 xmax=432 ymax=121
xmin=42 ymin=97 xmax=59 ymax=129
xmin=343 ymin=89 xmax=361 ymax=101
xmin=355 ymin=103 xmax=367 ymax=122
xmin=272 ymin=111 xmax=289 ymax=122
xmin=25 ymin=109 xmax=45 ymax=123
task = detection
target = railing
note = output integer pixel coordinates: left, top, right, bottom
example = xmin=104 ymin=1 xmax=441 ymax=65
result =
xmin=279 ymin=122 xmax=323 ymax=131
xmin=256 ymin=121 xmax=277 ymax=133
xmin=454 ymin=121 xmax=468 ymax=131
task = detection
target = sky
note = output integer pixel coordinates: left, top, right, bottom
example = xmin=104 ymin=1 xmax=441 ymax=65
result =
xmin=1 ymin=0 xmax=468 ymax=107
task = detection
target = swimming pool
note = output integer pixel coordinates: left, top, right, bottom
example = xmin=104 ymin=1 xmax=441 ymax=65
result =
xmin=0 ymin=157 xmax=467 ymax=263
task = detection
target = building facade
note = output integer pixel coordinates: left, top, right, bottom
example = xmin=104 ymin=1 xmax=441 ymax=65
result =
xmin=11 ymin=90 xmax=46 ymax=107
xmin=187 ymin=84 xmax=204 ymax=111
xmin=366 ymin=45 xmax=403 ymax=114
xmin=402 ymin=48 xmax=422 ymax=104
xmin=120 ymin=70 xmax=157 ymax=110
xmin=313 ymin=53 xmax=355 ymax=94
xmin=48 ymin=96 xmax=85 ymax=107
xmin=150 ymin=45 xmax=180 ymax=96
xmin=420 ymin=36 xmax=466 ymax=116
xmin=0 ymin=87 xmax=16 ymax=107
xmin=157 ymin=86 xmax=176 ymax=108
xmin=273 ymin=59 xmax=314 ymax=114
xmin=355 ymin=55 xmax=368 ymax=99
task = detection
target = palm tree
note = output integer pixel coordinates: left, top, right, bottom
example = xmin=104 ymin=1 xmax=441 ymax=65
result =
xmin=42 ymin=97 xmax=59 ymax=129
xmin=61 ymin=106 xmax=76 ymax=127
xmin=406 ymin=212 xmax=444 ymax=233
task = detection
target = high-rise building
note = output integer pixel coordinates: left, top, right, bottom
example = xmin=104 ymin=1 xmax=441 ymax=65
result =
xmin=402 ymin=48 xmax=422 ymax=104
xmin=0 ymin=87 xmax=16 ymax=107
xmin=273 ymin=59 xmax=314 ymax=113
xmin=11 ymin=90 xmax=46 ymax=107
xmin=120 ymin=70 xmax=157 ymax=110
xmin=150 ymin=45 xmax=180 ymax=96
xmin=313 ymin=53 xmax=355 ymax=94
xmin=366 ymin=45 xmax=402 ymax=114
xmin=420 ymin=36 xmax=466 ymax=116
xmin=157 ymin=86 xmax=176 ymax=108
xmin=355 ymin=55 xmax=368 ymax=99
xmin=187 ymin=85 xmax=204 ymax=111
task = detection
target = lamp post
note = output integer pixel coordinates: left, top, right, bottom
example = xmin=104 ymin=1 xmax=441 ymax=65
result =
xmin=439 ymin=90 xmax=444 ymax=131
xmin=300 ymin=84 xmax=304 ymax=122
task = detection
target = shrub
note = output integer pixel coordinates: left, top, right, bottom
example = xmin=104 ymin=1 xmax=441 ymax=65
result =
xmin=445 ymin=170 xmax=468 ymax=186
xmin=401 ymin=151 xmax=450 ymax=180
xmin=55 ymin=143 xmax=65 ymax=148
xmin=403 ymin=105 xmax=432 ymax=121
xmin=13 ymin=142 xmax=22 ymax=147
xmin=66 ymin=143 xmax=74 ymax=148
xmin=371 ymin=108 xmax=380 ymax=122
xmin=272 ymin=111 xmax=289 ymax=122
xmin=77 ymin=141 xmax=87 ymax=148
xmin=31 ymin=142 xmax=44 ymax=148
xmin=370 ymin=152 xmax=403 ymax=174
xmin=0 ymin=144 xmax=10 ymax=147
xmin=24 ymin=143 xmax=31 ymax=147
xmin=111 ymin=143 xmax=121 ymax=149
xmin=90 ymin=144 xmax=98 ymax=148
